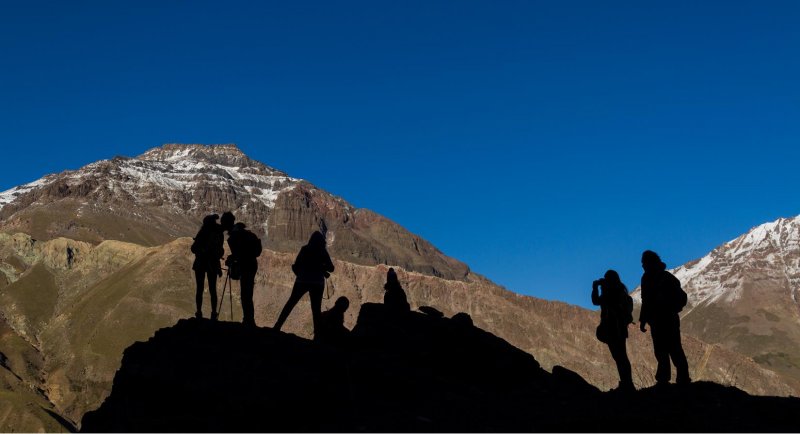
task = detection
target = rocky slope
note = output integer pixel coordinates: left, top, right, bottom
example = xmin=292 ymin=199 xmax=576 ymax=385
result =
xmin=0 ymin=144 xmax=468 ymax=280
xmin=0 ymin=315 xmax=75 ymax=433
xmin=0 ymin=233 xmax=793 ymax=431
xmin=80 ymin=308 xmax=800 ymax=432
xmin=632 ymin=216 xmax=800 ymax=388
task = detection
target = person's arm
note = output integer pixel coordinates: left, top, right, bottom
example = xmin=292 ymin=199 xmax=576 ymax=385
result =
xmin=323 ymin=250 xmax=334 ymax=273
xmin=591 ymin=281 xmax=602 ymax=306
xmin=639 ymin=276 xmax=649 ymax=332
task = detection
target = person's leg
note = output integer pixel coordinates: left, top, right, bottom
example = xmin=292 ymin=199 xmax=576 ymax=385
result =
xmin=309 ymin=283 xmax=324 ymax=338
xmin=274 ymin=281 xmax=306 ymax=331
xmin=608 ymin=337 xmax=634 ymax=389
xmin=194 ymin=269 xmax=205 ymax=317
xmin=240 ymin=267 xmax=256 ymax=326
xmin=651 ymin=323 xmax=672 ymax=384
xmin=207 ymin=270 xmax=218 ymax=319
xmin=668 ymin=318 xmax=691 ymax=384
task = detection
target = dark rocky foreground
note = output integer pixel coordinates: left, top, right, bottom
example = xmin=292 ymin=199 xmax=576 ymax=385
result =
xmin=81 ymin=304 xmax=800 ymax=432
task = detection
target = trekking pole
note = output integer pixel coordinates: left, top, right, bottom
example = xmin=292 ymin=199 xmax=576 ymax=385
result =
xmin=218 ymin=268 xmax=230 ymax=317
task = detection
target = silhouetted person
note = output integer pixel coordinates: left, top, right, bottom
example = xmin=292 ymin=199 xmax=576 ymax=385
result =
xmin=274 ymin=231 xmax=335 ymax=336
xmin=639 ymin=250 xmax=691 ymax=386
xmin=592 ymin=270 xmax=634 ymax=392
xmin=191 ymin=214 xmax=224 ymax=320
xmin=316 ymin=296 xmax=351 ymax=344
xmin=384 ymin=268 xmax=410 ymax=312
xmin=223 ymin=212 xmax=262 ymax=327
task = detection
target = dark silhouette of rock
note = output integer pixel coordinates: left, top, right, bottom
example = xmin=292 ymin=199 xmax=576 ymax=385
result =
xmin=81 ymin=303 xmax=800 ymax=432
xmin=417 ymin=305 xmax=444 ymax=318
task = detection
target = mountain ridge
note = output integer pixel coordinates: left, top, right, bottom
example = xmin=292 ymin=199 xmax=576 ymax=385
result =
xmin=632 ymin=214 xmax=800 ymax=389
xmin=0 ymin=143 xmax=798 ymax=431
xmin=0 ymin=143 xmax=469 ymax=280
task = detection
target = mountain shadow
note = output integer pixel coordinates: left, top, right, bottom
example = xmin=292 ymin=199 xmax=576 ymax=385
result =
xmin=81 ymin=303 xmax=800 ymax=432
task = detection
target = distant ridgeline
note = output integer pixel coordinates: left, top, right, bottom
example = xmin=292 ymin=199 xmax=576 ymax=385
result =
xmin=82 ymin=304 xmax=800 ymax=433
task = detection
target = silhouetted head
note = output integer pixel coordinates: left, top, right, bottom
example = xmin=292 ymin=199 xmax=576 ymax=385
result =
xmin=220 ymin=212 xmax=235 ymax=231
xmin=202 ymin=214 xmax=219 ymax=227
xmin=603 ymin=269 xmax=628 ymax=294
xmin=603 ymin=269 xmax=621 ymax=285
xmin=233 ymin=222 xmax=247 ymax=231
xmin=384 ymin=267 xmax=401 ymax=291
xmin=308 ymin=231 xmax=326 ymax=249
xmin=641 ymin=250 xmax=667 ymax=272
xmin=333 ymin=296 xmax=349 ymax=313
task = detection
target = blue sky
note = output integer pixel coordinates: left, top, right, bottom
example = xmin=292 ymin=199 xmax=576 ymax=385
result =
xmin=2 ymin=1 xmax=799 ymax=308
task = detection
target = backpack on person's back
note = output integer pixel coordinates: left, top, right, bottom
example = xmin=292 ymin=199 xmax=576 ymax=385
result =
xmin=660 ymin=271 xmax=688 ymax=314
xmin=241 ymin=229 xmax=262 ymax=259
xmin=619 ymin=291 xmax=634 ymax=325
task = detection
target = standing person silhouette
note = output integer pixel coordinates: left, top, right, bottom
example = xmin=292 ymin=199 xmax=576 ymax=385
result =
xmin=592 ymin=270 xmax=634 ymax=392
xmin=191 ymin=214 xmax=224 ymax=320
xmin=274 ymin=231 xmax=335 ymax=336
xmin=226 ymin=220 xmax=262 ymax=327
xmin=384 ymin=268 xmax=410 ymax=312
xmin=639 ymin=250 xmax=691 ymax=386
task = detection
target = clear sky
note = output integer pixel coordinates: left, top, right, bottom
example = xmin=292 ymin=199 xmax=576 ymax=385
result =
xmin=2 ymin=1 xmax=799 ymax=308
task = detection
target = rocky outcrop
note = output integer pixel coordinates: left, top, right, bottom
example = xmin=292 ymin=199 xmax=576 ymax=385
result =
xmin=0 ymin=315 xmax=76 ymax=433
xmin=266 ymin=184 xmax=469 ymax=280
xmin=81 ymin=308 xmax=800 ymax=432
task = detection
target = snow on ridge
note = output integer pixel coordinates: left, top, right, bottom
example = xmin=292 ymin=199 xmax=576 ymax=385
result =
xmin=106 ymin=153 xmax=301 ymax=210
xmin=634 ymin=215 xmax=800 ymax=307
xmin=0 ymin=177 xmax=52 ymax=209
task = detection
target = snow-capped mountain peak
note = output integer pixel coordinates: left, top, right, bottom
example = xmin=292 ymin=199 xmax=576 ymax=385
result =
xmin=633 ymin=216 xmax=800 ymax=308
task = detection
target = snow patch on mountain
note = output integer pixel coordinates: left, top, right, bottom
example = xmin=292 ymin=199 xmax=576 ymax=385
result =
xmin=0 ymin=144 xmax=302 ymax=216
xmin=0 ymin=177 xmax=53 ymax=209
xmin=633 ymin=216 xmax=800 ymax=309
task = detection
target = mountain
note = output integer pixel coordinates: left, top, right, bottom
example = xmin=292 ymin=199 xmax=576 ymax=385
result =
xmin=81 ymin=307 xmax=800 ymax=432
xmin=0 ymin=144 xmax=797 ymax=430
xmin=0 ymin=144 xmax=468 ymax=280
xmin=633 ymin=216 xmax=800 ymax=388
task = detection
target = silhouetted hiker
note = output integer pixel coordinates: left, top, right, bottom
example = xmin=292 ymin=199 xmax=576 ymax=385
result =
xmin=384 ymin=268 xmax=410 ymax=312
xmin=223 ymin=213 xmax=262 ymax=327
xmin=274 ymin=231 xmax=335 ymax=336
xmin=592 ymin=270 xmax=634 ymax=392
xmin=191 ymin=214 xmax=224 ymax=320
xmin=220 ymin=211 xmax=236 ymax=233
xmin=220 ymin=211 xmax=261 ymax=326
xmin=316 ymin=296 xmax=351 ymax=344
xmin=639 ymin=250 xmax=691 ymax=386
